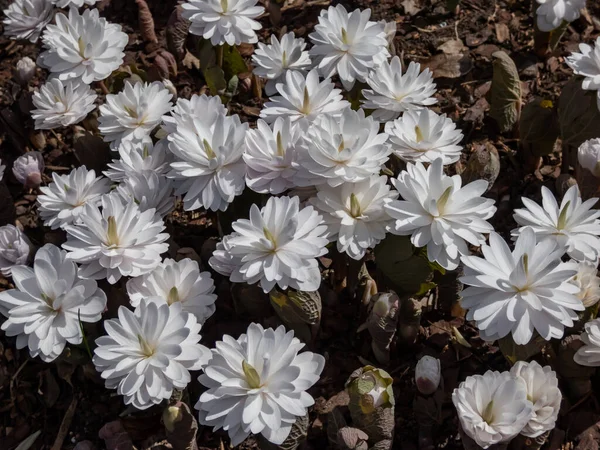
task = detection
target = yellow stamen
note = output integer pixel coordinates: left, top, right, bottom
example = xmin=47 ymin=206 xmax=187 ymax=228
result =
xmin=263 ymin=227 xmax=277 ymax=248
xmin=138 ymin=334 xmax=155 ymax=358
xmin=341 ymin=27 xmax=349 ymax=44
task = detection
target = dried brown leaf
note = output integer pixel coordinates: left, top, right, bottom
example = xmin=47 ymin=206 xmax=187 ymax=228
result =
xmin=135 ymin=0 xmax=158 ymax=44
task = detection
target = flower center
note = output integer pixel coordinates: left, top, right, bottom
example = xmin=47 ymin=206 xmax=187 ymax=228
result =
xmin=242 ymin=360 xmax=263 ymax=389
xmin=414 ymin=126 xmax=425 ymax=143
xmin=263 ymin=227 xmax=278 ymax=249
xmin=350 ymin=193 xmax=362 ymax=218
xmin=276 ymin=131 xmax=285 ymax=157
xmin=301 ymin=86 xmax=311 ymax=115
xmin=341 ymin=27 xmax=349 ymax=45
xmin=514 ymin=253 xmax=530 ymax=292
xmin=435 ymin=186 xmax=453 ymax=216
xmin=77 ymin=37 xmax=87 ymax=59
xmin=281 ymin=50 xmax=288 ymax=68
xmin=203 ymin=139 xmax=217 ymax=160
xmin=106 ymin=216 xmax=120 ymax=247
xmin=41 ymin=292 xmax=56 ymax=309
xmin=167 ymin=286 xmax=180 ymax=305
xmin=482 ymin=401 xmax=494 ymax=425
xmin=138 ymin=334 xmax=156 ymax=358
xmin=556 ymin=200 xmax=570 ymax=231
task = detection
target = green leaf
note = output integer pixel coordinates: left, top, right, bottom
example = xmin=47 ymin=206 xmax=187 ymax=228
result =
xmin=204 ymin=66 xmax=227 ymax=97
xmin=558 ymin=77 xmax=600 ymax=150
xmin=497 ymin=334 xmax=546 ymax=365
xmin=489 ymin=51 xmax=522 ymax=133
xmin=520 ymin=98 xmax=559 ymax=156
xmin=222 ymin=44 xmax=248 ymax=80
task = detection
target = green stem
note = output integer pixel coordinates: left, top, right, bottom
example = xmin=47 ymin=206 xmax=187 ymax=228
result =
xmin=216 ymin=45 xmax=224 ymax=68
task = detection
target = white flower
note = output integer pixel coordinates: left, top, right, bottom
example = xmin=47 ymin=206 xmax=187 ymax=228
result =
xmin=385 ymin=109 xmax=463 ymax=165
xmin=452 ymin=370 xmax=533 ymax=449
xmin=309 ymin=175 xmax=398 ymax=260
xmin=38 ymin=8 xmax=128 ymax=84
xmin=385 ymin=158 xmax=496 ymax=270
xmin=182 ymin=0 xmax=264 ymax=46
xmin=168 ymin=112 xmax=247 ymax=212
xmin=37 ymin=166 xmax=111 ymax=230
xmin=195 ymin=323 xmax=325 ymax=446
xmin=0 ymin=159 xmax=4 ymax=181
xmin=578 ymin=138 xmax=600 ymax=177
xmin=99 ymin=81 xmax=173 ymax=149
xmin=115 ymin=172 xmax=175 ymax=219
xmin=127 ymin=258 xmax=217 ymax=324
xmin=244 ymin=117 xmax=305 ymax=194
xmin=0 ymin=225 xmax=31 ymax=277
xmin=32 ymin=79 xmax=97 ymax=130
xmin=535 ymin=0 xmax=585 ymax=32
xmin=209 ymin=196 xmax=329 ymax=293
xmin=510 ymin=361 xmax=561 ymax=438
xmin=309 ymin=5 xmax=389 ymax=90
xmin=93 ymin=300 xmax=210 ymax=410
xmin=260 ymin=69 xmax=350 ymax=124
xmin=574 ymin=318 xmax=600 ymax=366
xmin=571 ymin=261 xmax=600 ymax=308
xmin=104 ymin=139 xmax=172 ymax=182
xmin=0 ymin=244 xmax=106 ymax=362
xmin=13 ymin=151 xmax=44 ymax=189
xmin=297 ymin=108 xmax=391 ymax=187
xmin=566 ymin=37 xmax=600 ymax=111
xmin=252 ymin=33 xmax=312 ymax=96
xmin=460 ymin=228 xmax=584 ymax=345
xmin=14 ymin=56 xmax=37 ymax=86
xmin=512 ymin=185 xmax=600 ymax=262
xmin=362 ymin=58 xmax=437 ymax=122
xmin=62 ymin=194 xmax=169 ymax=284
xmin=415 ymin=355 xmax=441 ymax=395
xmin=2 ymin=0 xmax=54 ymax=43
xmin=52 ymin=0 xmax=99 ymax=7
xmin=161 ymin=94 xmax=226 ymax=136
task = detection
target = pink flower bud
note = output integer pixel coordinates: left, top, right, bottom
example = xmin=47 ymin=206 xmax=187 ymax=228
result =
xmin=415 ymin=355 xmax=441 ymax=395
xmin=12 ymin=152 xmax=44 ymax=188
xmin=13 ymin=57 xmax=36 ymax=87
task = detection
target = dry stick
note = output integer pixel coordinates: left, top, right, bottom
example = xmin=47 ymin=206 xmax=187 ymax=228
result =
xmin=50 ymin=395 xmax=78 ymax=450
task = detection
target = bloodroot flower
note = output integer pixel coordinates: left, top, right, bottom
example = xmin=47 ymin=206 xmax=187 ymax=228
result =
xmin=0 ymin=244 xmax=106 ymax=362
xmin=52 ymin=0 xmax=99 ymax=7
xmin=62 ymin=194 xmax=169 ymax=284
xmin=12 ymin=151 xmax=44 ymax=189
xmin=385 ymin=158 xmax=496 ymax=270
xmin=460 ymin=228 xmax=584 ymax=345
xmin=38 ymin=8 xmax=128 ymax=84
xmin=182 ymin=0 xmax=264 ymax=46
xmin=574 ymin=318 xmax=600 ymax=366
xmin=362 ymin=58 xmax=437 ymax=122
xmin=452 ymin=370 xmax=533 ymax=449
xmin=37 ymin=166 xmax=111 ymax=230
xmin=578 ymin=138 xmax=600 ymax=177
xmin=535 ymin=0 xmax=585 ymax=32
xmin=0 ymin=225 xmax=31 ymax=277
xmin=32 ymin=79 xmax=97 ymax=130
xmin=104 ymin=139 xmax=172 ymax=182
xmin=195 ymin=323 xmax=325 ymax=446
xmin=209 ymin=196 xmax=329 ymax=293
xmin=566 ymin=37 xmax=600 ymax=111
xmin=93 ymin=301 xmax=210 ymax=410
xmin=115 ymin=172 xmax=175 ymax=219
xmin=570 ymin=261 xmax=600 ymax=308
xmin=510 ymin=361 xmax=561 ymax=438
xmin=2 ymin=0 xmax=54 ymax=43
xmin=127 ymin=258 xmax=217 ymax=324
xmin=512 ymin=185 xmax=600 ymax=262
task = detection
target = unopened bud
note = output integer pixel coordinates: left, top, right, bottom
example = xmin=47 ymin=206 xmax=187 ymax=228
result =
xmin=578 ymin=138 xmax=600 ymax=178
xmin=162 ymin=79 xmax=177 ymax=101
xmin=13 ymin=57 xmax=36 ymax=87
xmin=415 ymin=355 xmax=441 ymax=395
xmin=13 ymin=152 xmax=44 ymax=188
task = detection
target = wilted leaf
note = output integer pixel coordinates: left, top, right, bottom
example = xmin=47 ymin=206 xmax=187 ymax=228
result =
xmin=74 ymin=132 xmax=111 ymax=172
xmin=498 ymin=334 xmax=546 ymax=365
xmin=558 ymin=77 xmax=600 ymax=150
xmin=134 ymin=0 xmax=158 ymax=44
xmin=520 ymin=98 xmax=559 ymax=156
xmin=338 ymin=427 xmax=369 ymax=450
xmin=460 ymin=142 xmax=501 ymax=189
xmin=401 ymin=0 xmax=421 ymax=15
xmin=259 ymin=414 xmax=308 ymax=450
xmin=327 ymin=408 xmax=348 ymax=447
xmin=270 ymin=289 xmax=321 ymax=343
xmin=166 ymin=5 xmax=189 ymax=60
xmin=163 ymin=402 xmax=199 ymax=450
xmin=489 ymin=51 xmax=522 ymax=133
xmin=99 ymin=421 xmax=133 ymax=450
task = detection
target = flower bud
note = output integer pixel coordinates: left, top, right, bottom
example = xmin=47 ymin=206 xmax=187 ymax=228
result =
xmin=415 ymin=355 xmax=441 ymax=395
xmin=0 ymin=224 xmax=31 ymax=277
xmin=578 ymin=138 xmax=600 ymax=178
xmin=571 ymin=261 xmax=600 ymax=308
xmin=12 ymin=152 xmax=44 ymax=188
xmin=13 ymin=57 xmax=36 ymax=87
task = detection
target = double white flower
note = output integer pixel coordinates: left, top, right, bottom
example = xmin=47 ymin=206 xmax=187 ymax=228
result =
xmin=566 ymin=37 xmax=600 ymax=111
xmin=104 ymin=139 xmax=172 ymax=182
xmin=575 ymin=318 xmax=600 ymax=366
xmin=578 ymin=138 xmax=600 ymax=177
xmin=3 ymin=0 xmax=54 ymax=43
xmin=0 ymin=225 xmax=31 ymax=277
xmin=535 ymin=0 xmax=585 ymax=32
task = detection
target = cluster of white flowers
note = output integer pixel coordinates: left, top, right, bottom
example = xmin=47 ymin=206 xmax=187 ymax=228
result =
xmin=535 ymin=0 xmax=585 ymax=32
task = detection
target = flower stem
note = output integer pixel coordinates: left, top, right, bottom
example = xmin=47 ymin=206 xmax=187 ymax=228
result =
xmin=97 ymin=80 xmax=110 ymax=95
xmin=216 ymin=45 xmax=224 ymax=68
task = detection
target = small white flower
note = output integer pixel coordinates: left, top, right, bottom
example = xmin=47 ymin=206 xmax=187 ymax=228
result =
xmin=13 ymin=151 xmax=44 ymax=189
xmin=168 ymin=112 xmax=247 ymax=212
xmin=309 ymin=4 xmax=389 ymax=90
xmin=0 ymin=225 xmax=31 ymax=277
xmin=385 ymin=158 xmax=496 ymax=270
xmin=460 ymin=228 xmax=584 ymax=345
xmin=571 ymin=261 xmax=600 ymax=308
xmin=297 ymin=108 xmax=391 ymax=187
xmin=244 ymin=117 xmax=305 ymax=194
xmin=37 ymin=166 xmax=111 ymax=230
xmin=510 ymin=361 xmax=561 ymax=438
xmin=362 ymin=58 xmax=437 ymax=122
xmin=182 ymin=0 xmax=264 ymax=46
xmin=115 ymin=172 xmax=175 ymax=219
xmin=309 ymin=175 xmax=398 ymax=260
xmin=62 ymin=194 xmax=169 ymax=284
xmin=104 ymin=139 xmax=172 ymax=182
xmin=209 ymin=196 xmax=329 ymax=293
xmin=161 ymin=94 xmax=227 ymax=136
xmin=196 ymin=323 xmax=325 ymax=446
xmin=14 ymin=56 xmax=37 ymax=86
xmin=2 ymin=0 xmax=54 ymax=43
xmin=574 ymin=318 xmax=600 ymax=366
xmin=52 ymin=0 xmax=99 ymax=7
xmin=578 ymin=138 xmax=600 ymax=177
xmin=32 ymin=79 xmax=97 ymax=130
xmin=99 ymin=81 xmax=173 ymax=149
xmin=566 ymin=37 xmax=600 ymax=111
xmin=385 ymin=109 xmax=463 ymax=165
xmin=38 ymin=8 xmax=128 ymax=84
xmin=127 ymin=258 xmax=217 ymax=324
xmin=535 ymin=0 xmax=585 ymax=32
xmin=260 ymin=69 xmax=350 ymax=124
xmin=252 ymin=33 xmax=312 ymax=96
xmin=93 ymin=300 xmax=210 ymax=410
xmin=415 ymin=355 xmax=441 ymax=395
xmin=512 ymin=185 xmax=600 ymax=262
xmin=452 ymin=370 xmax=533 ymax=449
xmin=0 ymin=244 xmax=106 ymax=362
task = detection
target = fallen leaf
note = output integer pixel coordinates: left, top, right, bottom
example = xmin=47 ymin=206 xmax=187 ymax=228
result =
xmin=421 ymin=53 xmax=472 ymax=78
xmin=495 ymin=23 xmax=510 ymax=43
xmin=99 ymin=421 xmax=133 ymax=450
xmin=402 ymin=0 xmax=421 ymax=15
xmin=437 ymin=39 xmax=465 ymax=55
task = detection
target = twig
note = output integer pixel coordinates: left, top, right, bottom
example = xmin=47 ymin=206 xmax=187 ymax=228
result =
xmin=51 ymin=395 xmax=78 ymax=450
